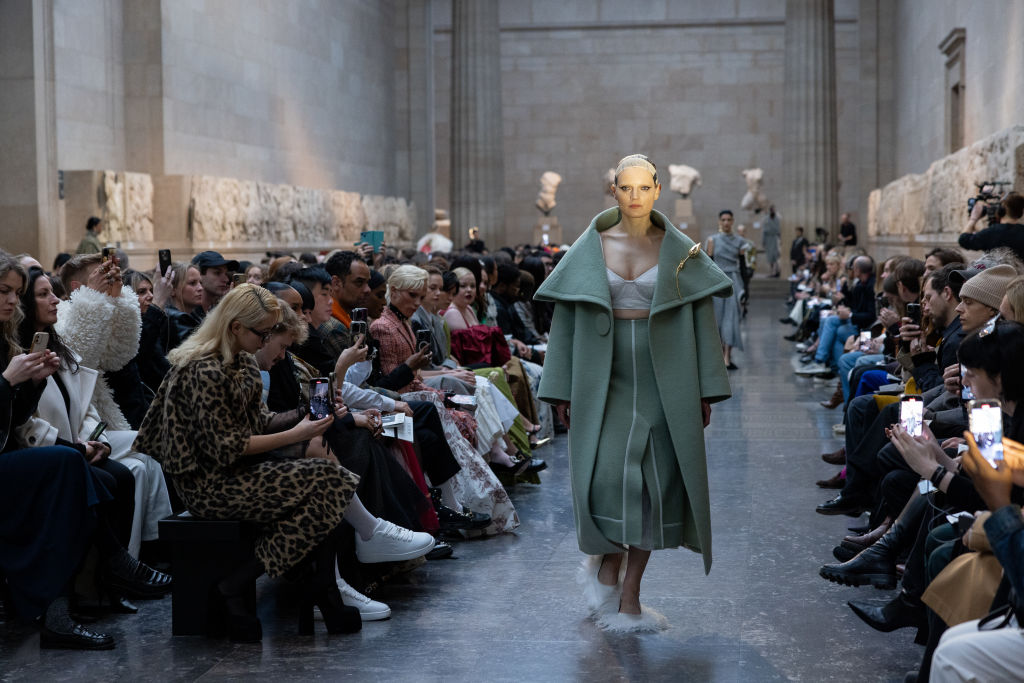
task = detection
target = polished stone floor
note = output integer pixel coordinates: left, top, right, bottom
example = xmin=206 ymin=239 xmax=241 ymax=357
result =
xmin=1 ymin=296 xmax=923 ymax=682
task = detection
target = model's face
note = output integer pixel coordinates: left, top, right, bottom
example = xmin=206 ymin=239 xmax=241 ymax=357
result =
xmin=0 ymin=271 xmax=24 ymax=322
xmin=424 ymin=274 xmax=443 ymax=314
xmin=307 ymin=281 xmax=332 ymax=327
xmin=34 ymin=276 xmax=60 ymax=328
xmin=718 ymin=213 xmax=734 ymax=232
xmin=955 ymin=296 xmax=998 ymax=333
xmin=201 ymin=265 xmax=230 ymax=297
xmin=391 ymin=286 xmax=425 ymax=319
xmin=613 ymin=167 xmax=660 ymax=221
xmin=338 ymin=261 xmax=371 ymax=309
xmin=456 ymin=274 xmax=476 ymax=307
xmin=366 ymin=283 xmax=387 ymax=319
xmin=231 ymin=313 xmax=275 ymax=354
xmin=962 ymin=365 xmax=1001 ymax=402
xmin=181 ymin=267 xmax=203 ymax=308
xmin=254 ymin=331 xmax=291 ymax=370
xmin=999 ymin=294 xmax=1016 ymax=322
xmin=135 ymin=280 xmax=154 ymax=314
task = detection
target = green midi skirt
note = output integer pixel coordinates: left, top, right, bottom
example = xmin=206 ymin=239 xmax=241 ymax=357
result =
xmin=589 ymin=318 xmax=695 ymax=550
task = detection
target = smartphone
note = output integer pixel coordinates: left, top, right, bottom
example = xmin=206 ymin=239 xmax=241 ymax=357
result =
xmin=946 ymin=512 xmax=975 ymax=536
xmin=969 ymin=398 xmax=1004 ymax=468
xmin=906 ymin=303 xmax=922 ymax=326
xmin=101 ymin=246 xmax=113 ymax=262
xmin=351 ymin=320 xmax=368 ymax=338
xmin=232 ymin=272 xmax=246 ymax=286
xmin=899 ymin=394 xmax=924 ymax=437
xmin=351 ymin=307 xmax=368 ymax=323
xmin=158 ymin=249 xmax=172 ymax=276
xmin=961 ymin=365 xmax=975 ymax=401
xmin=88 ymin=421 xmax=107 ymax=441
xmin=359 ymin=230 xmax=384 ymax=253
xmin=308 ymin=377 xmax=332 ymax=420
xmin=858 ymin=330 xmax=872 ymax=351
xmin=30 ymin=331 xmax=49 ymax=353
xmin=415 ymin=328 xmax=432 ymax=352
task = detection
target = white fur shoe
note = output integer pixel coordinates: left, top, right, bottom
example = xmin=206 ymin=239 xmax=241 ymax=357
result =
xmin=596 ymin=605 xmax=669 ymax=633
xmin=577 ymin=555 xmax=620 ymax=615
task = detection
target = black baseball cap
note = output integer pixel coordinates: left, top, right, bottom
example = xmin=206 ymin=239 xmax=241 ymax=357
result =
xmin=191 ymin=250 xmax=239 ymax=271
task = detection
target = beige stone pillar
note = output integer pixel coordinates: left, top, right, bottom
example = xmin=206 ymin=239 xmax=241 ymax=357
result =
xmin=0 ymin=0 xmax=59 ymax=263
xmin=782 ymin=0 xmax=839 ymax=249
xmin=449 ymin=0 xmax=505 ymax=247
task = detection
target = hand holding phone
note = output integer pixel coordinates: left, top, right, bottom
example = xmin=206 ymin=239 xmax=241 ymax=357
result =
xmin=158 ymin=249 xmax=172 ymax=276
xmin=899 ymin=394 xmax=924 ymax=437
xmin=308 ymin=377 xmax=332 ymax=420
xmin=30 ymin=331 xmax=49 ymax=353
xmin=969 ymin=399 xmax=1004 ymax=468
xmin=415 ymin=328 xmax=432 ymax=352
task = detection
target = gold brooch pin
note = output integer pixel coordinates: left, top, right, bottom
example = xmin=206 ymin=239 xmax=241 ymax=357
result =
xmin=676 ymin=243 xmax=701 ymax=298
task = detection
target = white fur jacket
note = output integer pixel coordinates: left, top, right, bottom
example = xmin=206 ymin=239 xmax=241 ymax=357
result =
xmin=54 ymin=285 xmax=141 ymax=431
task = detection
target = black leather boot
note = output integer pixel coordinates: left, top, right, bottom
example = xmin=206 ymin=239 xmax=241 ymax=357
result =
xmin=818 ymin=512 xmax=911 ymax=589
xmin=847 ymin=591 xmax=926 ymax=634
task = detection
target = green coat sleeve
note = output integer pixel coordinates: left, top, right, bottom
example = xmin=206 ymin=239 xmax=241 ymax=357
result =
xmin=693 ymin=295 xmax=732 ymax=404
xmin=537 ymin=301 xmax=575 ymax=404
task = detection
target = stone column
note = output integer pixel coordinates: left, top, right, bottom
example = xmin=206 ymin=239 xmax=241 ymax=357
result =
xmin=782 ymin=0 xmax=839 ymax=248
xmin=0 ymin=0 xmax=60 ymax=263
xmin=449 ymin=0 xmax=505 ymax=246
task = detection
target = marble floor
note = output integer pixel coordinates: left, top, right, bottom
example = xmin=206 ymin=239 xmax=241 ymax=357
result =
xmin=1 ymin=297 xmax=923 ymax=682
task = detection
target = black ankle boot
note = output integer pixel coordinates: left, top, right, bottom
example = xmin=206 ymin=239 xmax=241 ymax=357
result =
xmin=847 ymin=592 xmax=926 ymax=634
xmin=819 ymin=513 xmax=910 ymax=589
xmin=210 ymin=557 xmax=263 ymax=643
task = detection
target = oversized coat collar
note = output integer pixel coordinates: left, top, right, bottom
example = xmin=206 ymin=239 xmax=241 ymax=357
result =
xmin=535 ymin=208 xmax=733 ymax=314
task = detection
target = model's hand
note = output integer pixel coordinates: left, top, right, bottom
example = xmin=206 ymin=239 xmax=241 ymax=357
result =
xmin=555 ymin=401 xmax=570 ymax=430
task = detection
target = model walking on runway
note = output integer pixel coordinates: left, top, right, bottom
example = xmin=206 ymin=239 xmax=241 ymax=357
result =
xmin=535 ymin=154 xmax=733 ymax=632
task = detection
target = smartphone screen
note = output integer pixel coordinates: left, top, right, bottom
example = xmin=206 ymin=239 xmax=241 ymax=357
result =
xmin=158 ymin=249 xmax=172 ymax=275
xmin=899 ymin=395 xmax=923 ymax=437
xmin=88 ymin=421 xmax=107 ymax=441
xmin=309 ymin=378 xmax=331 ymax=420
xmin=858 ymin=330 xmax=871 ymax=351
xmin=30 ymin=331 xmax=49 ymax=353
xmin=351 ymin=307 xmax=367 ymax=323
xmin=961 ymin=365 xmax=975 ymax=401
xmin=969 ymin=399 xmax=1004 ymax=468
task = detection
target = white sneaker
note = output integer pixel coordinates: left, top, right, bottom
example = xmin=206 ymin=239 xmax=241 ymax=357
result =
xmin=337 ymin=579 xmax=390 ymax=621
xmin=795 ymin=342 xmax=809 ymax=352
xmin=832 ymin=423 xmax=846 ymax=435
xmin=795 ymin=362 xmax=829 ymax=375
xmin=355 ymin=519 xmax=435 ymax=563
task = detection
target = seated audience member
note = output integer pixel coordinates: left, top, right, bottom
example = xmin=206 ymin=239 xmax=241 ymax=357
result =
xmin=796 ymin=255 xmax=877 ymax=376
xmin=490 ymin=263 xmax=544 ymax=364
xmin=959 ymin=191 xmax=1024 ymax=263
xmin=133 ymin=285 xmax=436 ymax=641
xmin=165 ymin=261 xmax=204 ymax=345
xmin=190 ymin=250 xmax=238 ymax=318
xmin=518 ymin=255 xmax=552 ymax=337
xmin=122 ymin=268 xmax=178 ymax=396
xmin=56 ymin=254 xmax=140 ymax=431
xmin=17 ymin=267 xmax=172 ymax=560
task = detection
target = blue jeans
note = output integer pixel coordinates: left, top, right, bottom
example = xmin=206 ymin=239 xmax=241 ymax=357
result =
xmin=838 ymin=352 xmax=885 ymax=402
xmin=814 ymin=316 xmax=857 ymax=370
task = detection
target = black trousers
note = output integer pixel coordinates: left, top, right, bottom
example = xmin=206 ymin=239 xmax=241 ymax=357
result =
xmin=90 ymin=458 xmax=135 ymax=549
xmin=408 ymin=400 xmax=461 ymax=485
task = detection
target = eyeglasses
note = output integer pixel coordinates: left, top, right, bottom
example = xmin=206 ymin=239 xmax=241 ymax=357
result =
xmin=246 ymin=326 xmax=273 ymax=342
xmin=978 ymin=313 xmax=1001 ymax=338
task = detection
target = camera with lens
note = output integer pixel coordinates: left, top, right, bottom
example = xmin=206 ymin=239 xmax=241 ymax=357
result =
xmin=967 ymin=180 xmax=1011 ymax=225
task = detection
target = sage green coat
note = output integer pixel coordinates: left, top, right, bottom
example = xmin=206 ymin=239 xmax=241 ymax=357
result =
xmin=535 ymin=208 xmax=733 ymax=573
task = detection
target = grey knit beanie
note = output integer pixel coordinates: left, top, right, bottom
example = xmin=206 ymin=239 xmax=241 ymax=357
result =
xmin=958 ymin=264 xmax=1018 ymax=310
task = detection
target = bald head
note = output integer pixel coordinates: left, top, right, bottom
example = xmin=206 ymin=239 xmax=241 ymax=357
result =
xmin=853 ymin=256 xmax=874 ymax=280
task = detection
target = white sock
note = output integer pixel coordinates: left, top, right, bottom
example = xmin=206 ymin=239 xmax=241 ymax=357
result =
xmin=345 ymin=494 xmax=380 ymax=541
xmin=439 ymin=480 xmax=459 ymax=509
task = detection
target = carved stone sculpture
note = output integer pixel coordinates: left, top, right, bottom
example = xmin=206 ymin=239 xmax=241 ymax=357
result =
xmin=603 ymin=168 xmax=616 ymax=196
xmin=99 ymin=171 xmax=125 ymax=243
xmin=417 ymin=209 xmax=454 ymax=253
xmin=535 ymin=171 xmax=562 ymax=215
xmin=740 ymin=168 xmax=771 ymax=214
xmin=668 ymin=164 xmax=702 ymax=198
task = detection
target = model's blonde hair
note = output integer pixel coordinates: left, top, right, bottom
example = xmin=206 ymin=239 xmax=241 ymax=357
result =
xmin=386 ymin=265 xmax=427 ymax=303
xmin=168 ymin=284 xmax=281 ymax=366
xmin=1003 ymin=276 xmax=1024 ymax=323
xmin=0 ymin=251 xmax=26 ymax=360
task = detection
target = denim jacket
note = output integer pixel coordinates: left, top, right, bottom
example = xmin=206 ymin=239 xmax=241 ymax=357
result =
xmin=984 ymin=504 xmax=1024 ymax=605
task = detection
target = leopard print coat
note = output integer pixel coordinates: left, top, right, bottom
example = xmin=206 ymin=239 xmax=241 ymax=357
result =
xmin=134 ymin=353 xmax=358 ymax=577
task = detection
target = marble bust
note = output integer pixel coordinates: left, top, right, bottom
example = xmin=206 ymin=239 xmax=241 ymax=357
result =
xmin=668 ymin=164 xmax=702 ymax=198
xmin=535 ymin=171 xmax=563 ymax=214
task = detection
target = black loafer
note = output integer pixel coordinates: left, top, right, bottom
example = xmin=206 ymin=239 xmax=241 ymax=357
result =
xmin=815 ymin=493 xmax=868 ymax=517
xmin=40 ymin=623 xmax=115 ymax=650
xmin=436 ymin=503 xmax=491 ymax=532
xmin=425 ymin=540 xmax=454 ymax=561
xmin=524 ymin=458 xmax=547 ymax=474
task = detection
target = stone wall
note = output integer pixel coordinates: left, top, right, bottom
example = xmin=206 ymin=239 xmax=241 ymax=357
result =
xmin=890 ymin=0 xmax=1024 ymax=178
xmin=62 ymin=170 xmax=415 ymax=268
xmin=431 ymin=0 xmax=864 ymax=246
xmin=866 ymin=125 xmax=1024 ymax=259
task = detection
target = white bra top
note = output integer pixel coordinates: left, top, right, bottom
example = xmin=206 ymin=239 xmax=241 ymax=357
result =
xmin=607 ymin=264 xmax=658 ymax=310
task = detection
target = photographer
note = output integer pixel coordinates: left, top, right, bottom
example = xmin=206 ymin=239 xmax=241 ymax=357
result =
xmin=959 ymin=191 xmax=1024 ymax=263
